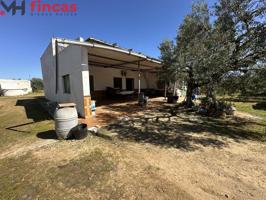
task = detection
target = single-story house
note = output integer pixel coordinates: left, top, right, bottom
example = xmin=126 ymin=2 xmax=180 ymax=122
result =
xmin=41 ymin=37 xmax=162 ymax=118
xmin=0 ymin=79 xmax=32 ymax=96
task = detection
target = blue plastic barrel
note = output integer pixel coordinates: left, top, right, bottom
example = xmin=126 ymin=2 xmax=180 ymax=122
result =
xmin=91 ymin=101 xmax=96 ymax=111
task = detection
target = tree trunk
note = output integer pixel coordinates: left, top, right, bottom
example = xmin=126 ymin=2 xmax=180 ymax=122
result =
xmin=164 ymin=82 xmax=167 ymax=100
xmin=173 ymin=81 xmax=177 ymax=96
xmin=185 ymin=81 xmax=195 ymax=108
xmin=184 ymin=69 xmax=197 ymax=108
xmin=207 ymin=84 xmax=218 ymax=109
xmin=207 ymin=85 xmax=216 ymax=101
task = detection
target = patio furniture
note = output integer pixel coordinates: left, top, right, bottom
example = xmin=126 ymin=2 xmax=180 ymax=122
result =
xmin=167 ymin=94 xmax=179 ymax=103
xmin=138 ymin=92 xmax=148 ymax=106
xmin=142 ymin=89 xmax=157 ymax=97
xmin=118 ymin=90 xmax=135 ymax=95
xmin=106 ymin=87 xmax=135 ymax=99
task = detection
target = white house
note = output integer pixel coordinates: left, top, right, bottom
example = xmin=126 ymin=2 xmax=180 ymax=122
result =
xmin=0 ymin=79 xmax=32 ymax=96
xmin=41 ymin=37 xmax=162 ymax=118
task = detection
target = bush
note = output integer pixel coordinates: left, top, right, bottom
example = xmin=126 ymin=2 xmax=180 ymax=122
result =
xmin=199 ymin=97 xmax=235 ymax=117
xmin=31 ymin=78 xmax=44 ymax=92
xmin=252 ymin=102 xmax=266 ymax=111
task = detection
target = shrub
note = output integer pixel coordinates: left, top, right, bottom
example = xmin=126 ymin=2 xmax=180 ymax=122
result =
xmin=31 ymin=78 xmax=43 ymax=92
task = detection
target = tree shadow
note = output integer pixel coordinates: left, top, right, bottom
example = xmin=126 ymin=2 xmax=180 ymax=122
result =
xmin=96 ymin=112 xmax=121 ymax=125
xmin=93 ymin=100 xmax=173 ymax=126
xmin=95 ymin=97 xmax=137 ymax=106
xmin=37 ymin=130 xmax=57 ymax=139
xmin=105 ymin=111 xmax=265 ymax=151
xmin=101 ymin=100 xmax=167 ymax=116
xmin=186 ymin=115 xmax=264 ymax=141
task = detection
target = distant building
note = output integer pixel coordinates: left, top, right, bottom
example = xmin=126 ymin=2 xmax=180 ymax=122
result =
xmin=0 ymin=79 xmax=32 ymax=96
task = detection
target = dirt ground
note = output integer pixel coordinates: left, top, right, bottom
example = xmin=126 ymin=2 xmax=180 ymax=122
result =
xmin=0 ymin=95 xmax=266 ymax=200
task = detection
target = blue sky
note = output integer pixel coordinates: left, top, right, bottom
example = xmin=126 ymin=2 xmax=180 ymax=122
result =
xmin=0 ymin=0 xmax=217 ymax=79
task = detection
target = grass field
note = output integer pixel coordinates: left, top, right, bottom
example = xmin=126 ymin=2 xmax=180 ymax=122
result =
xmin=0 ymin=94 xmax=54 ymax=152
xmin=223 ymin=96 xmax=266 ymax=138
xmin=0 ymin=94 xmax=265 ymax=200
xmin=219 ymin=96 xmax=266 ymax=119
xmin=235 ymin=101 xmax=266 ymax=120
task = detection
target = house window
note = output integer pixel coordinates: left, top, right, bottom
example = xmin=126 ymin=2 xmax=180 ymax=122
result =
xmin=62 ymin=74 xmax=71 ymax=94
xmin=126 ymin=78 xmax=134 ymax=91
xmin=89 ymin=75 xmax=94 ymax=92
xmin=113 ymin=77 xmax=122 ymax=89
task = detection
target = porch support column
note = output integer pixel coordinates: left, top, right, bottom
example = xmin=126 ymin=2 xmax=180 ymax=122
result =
xmin=138 ymin=61 xmax=141 ymax=94
xmin=164 ymin=81 xmax=167 ymax=99
xmin=55 ymin=39 xmax=59 ymax=94
xmin=81 ymin=48 xmax=91 ymax=119
xmin=82 ymin=70 xmax=91 ymax=119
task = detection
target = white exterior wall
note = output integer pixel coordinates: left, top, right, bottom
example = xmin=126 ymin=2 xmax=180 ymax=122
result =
xmin=41 ymin=38 xmax=160 ymax=117
xmin=89 ymin=66 xmax=158 ymax=91
xmin=0 ymin=79 xmax=32 ymax=96
xmin=41 ymin=39 xmax=89 ymax=117
xmin=41 ymin=42 xmax=56 ymax=101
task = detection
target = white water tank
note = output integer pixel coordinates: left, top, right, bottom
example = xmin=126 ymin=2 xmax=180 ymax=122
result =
xmin=54 ymin=103 xmax=78 ymax=139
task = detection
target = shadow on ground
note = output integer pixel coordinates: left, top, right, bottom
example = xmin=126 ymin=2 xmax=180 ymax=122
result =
xmin=95 ymin=96 xmax=138 ymax=106
xmin=15 ymin=97 xmax=51 ymax=122
xmin=86 ymin=99 xmax=167 ymax=126
xmin=105 ymin=110 xmax=265 ymax=151
xmin=100 ymin=100 xmax=168 ymax=117
xmin=37 ymin=130 xmax=57 ymax=139
xmin=6 ymin=97 xmax=51 ymax=133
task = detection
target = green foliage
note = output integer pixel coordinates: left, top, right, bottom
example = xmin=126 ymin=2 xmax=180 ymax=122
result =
xmin=158 ymin=40 xmax=177 ymax=84
xmin=176 ymin=1 xmax=213 ymax=107
xmin=239 ymin=67 xmax=266 ymax=96
xmin=200 ymin=97 xmax=212 ymax=106
xmin=217 ymin=66 xmax=266 ymax=96
xmin=31 ymin=78 xmax=43 ymax=92
xmin=213 ymin=0 xmax=266 ymax=95
xmin=159 ymin=0 xmax=266 ymax=104
xmin=176 ymin=0 xmax=212 ymax=86
xmin=214 ymin=0 xmax=265 ymax=69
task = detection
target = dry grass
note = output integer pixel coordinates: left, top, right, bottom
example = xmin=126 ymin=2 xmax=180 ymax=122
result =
xmin=0 ymin=95 xmax=53 ymax=152
xmin=0 ymin=94 xmax=266 ymax=200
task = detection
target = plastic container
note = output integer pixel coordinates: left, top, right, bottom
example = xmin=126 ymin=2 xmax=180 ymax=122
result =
xmin=72 ymin=123 xmax=88 ymax=140
xmin=54 ymin=103 xmax=78 ymax=140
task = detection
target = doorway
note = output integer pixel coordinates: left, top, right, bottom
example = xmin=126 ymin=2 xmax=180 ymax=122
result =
xmin=126 ymin=78 xmax=134 ymax=91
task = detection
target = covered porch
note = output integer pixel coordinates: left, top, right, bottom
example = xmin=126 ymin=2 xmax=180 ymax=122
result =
xmin=86 ymin=38 xmax=163 ymax=101
xmin=54 ymin=38 xmax=163 ymax=121
xmin=80 ymin=97 xmax=166 ymax=127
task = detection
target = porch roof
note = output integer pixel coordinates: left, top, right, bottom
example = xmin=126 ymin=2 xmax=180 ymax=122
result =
xmin=86 ymin=38 xmax=162 ymax=72
xmin=55 ymin=37 xmax=162 ymax=72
